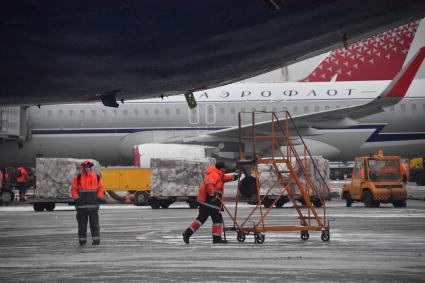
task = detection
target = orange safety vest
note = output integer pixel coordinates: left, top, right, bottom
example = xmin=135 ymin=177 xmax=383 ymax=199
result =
xmin=71 ymin=170 xmax=105 ymax=209
xmin=197 ymin=165 xmax=233 ymax=209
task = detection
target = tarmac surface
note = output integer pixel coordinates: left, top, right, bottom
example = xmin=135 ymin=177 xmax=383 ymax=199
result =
xmin=0 ymin=183 xmax=424 ymax=283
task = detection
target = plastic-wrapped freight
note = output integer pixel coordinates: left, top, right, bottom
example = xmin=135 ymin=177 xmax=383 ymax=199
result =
xmin=35 ymin=158 xmax=100 ymax=200
xmin=257 ymin=156 xmax=330 ymax=197
xmin=150 ymin=158 xmax=215 ymax=197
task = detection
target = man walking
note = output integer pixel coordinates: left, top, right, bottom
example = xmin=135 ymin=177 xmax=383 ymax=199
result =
xmin=182 ymin=162 xmax=237 ymax=244
xmin=71 ymin=160 xmax=105 ymax=246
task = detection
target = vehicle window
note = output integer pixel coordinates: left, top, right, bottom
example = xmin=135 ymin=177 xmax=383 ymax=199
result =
xmin=353 ymin=160 xmax=363 ymax=178
xmin=368 ymin=159 xmax=400 ymax=180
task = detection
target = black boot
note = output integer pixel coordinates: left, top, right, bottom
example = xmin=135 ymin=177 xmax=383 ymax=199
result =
xmin=213 ymin=236 xmax=228 ymax=244
xmin=92 ymin=239 xmax=100 ymax=245
xmin=79 ymin=240 xmax=86 ymax=246
xmin=182 ymin=228 xmax=193 ymax=244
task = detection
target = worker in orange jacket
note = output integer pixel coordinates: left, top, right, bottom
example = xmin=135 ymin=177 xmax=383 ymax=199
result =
xmin=16 ymin=167 xmax=30 ymax=201
xmin=182 ymin=162 xmax=237 ymax=244
xmin=71 ymin=160 xmax=105 ymax=246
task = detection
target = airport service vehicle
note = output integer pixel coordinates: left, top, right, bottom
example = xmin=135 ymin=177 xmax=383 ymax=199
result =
xmin=409 ymin=157 xmax=425 ymax=186
xmin=342 ymin=151 xmax=407 ymax=208
xmin=101 ymin=167 xmax=151 ymax=206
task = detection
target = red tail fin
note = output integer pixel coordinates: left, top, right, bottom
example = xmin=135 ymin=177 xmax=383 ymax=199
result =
xmin=300 ymin=20 xmax=420 ymax=82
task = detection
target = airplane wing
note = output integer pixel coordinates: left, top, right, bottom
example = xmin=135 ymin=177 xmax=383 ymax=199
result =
xmin=205 ymin=47 xmax=425 ymax=140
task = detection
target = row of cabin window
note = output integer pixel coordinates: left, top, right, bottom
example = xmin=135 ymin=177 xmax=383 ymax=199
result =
xmin=41 ymin=103 xmax=425 ymax=117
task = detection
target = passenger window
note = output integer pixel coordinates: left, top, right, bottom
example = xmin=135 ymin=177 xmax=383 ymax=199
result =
xmin=206 ymin=104 xmax=216 ymax=124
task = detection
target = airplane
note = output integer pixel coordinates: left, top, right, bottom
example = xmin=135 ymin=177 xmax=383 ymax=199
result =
xmin=0 ymin=19 xmax=425 ymax=167
xmin=1 ymin=1 xmax=425 ymax=107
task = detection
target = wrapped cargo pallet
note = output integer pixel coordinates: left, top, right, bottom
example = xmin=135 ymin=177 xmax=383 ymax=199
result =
xmin=257 ymin=156 xmax=330 ymax=198
xmin=33 ymin=158 xmax=100 ymax=211
xmin=149 ymin=158 xmax=215 ymax=209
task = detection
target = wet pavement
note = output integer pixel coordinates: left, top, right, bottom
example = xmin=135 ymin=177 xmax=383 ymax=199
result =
xmin=0 ymin=183 xmax=424 ymax=282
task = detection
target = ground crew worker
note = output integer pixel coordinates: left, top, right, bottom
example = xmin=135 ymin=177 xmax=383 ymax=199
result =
xmin=16 ymin=167 xmax=29 ymax=201
xmin=401 ymin=162 xmax=408 ymax=183
xmin=71 ymin=160 xmax=105 ymax=246
xmin=182 ymin=162 xmax=238 ymax=244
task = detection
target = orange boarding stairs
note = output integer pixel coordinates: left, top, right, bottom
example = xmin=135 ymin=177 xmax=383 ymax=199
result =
xmin=222 ymin=111 xmax=330 ymax=244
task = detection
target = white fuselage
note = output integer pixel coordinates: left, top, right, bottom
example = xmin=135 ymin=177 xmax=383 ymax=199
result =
xmin=1 ymin=80 xmax=424 ymax=167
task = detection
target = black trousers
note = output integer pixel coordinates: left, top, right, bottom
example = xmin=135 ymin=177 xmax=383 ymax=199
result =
xmin=196 ymin=204 xmax=223 ymax=227
xmin=76 ymin=209 xmax=100 ymax=242
xmin=17 ymin=182 xmax=26 ymax=201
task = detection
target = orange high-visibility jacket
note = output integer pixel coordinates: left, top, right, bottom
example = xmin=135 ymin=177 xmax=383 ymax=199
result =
xmin=16 ymin=167 xmax=29 ymax=183
xmin=71 ymin=169 xmax=105 ymax=209
xmin=197 ymin=165 xmax=234 ymax=209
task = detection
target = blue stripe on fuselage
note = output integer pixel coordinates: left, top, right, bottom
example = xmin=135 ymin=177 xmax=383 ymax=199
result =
xmin=31 ymin=127 xmax=226 ymax=135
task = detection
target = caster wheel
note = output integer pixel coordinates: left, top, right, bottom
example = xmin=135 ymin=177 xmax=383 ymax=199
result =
xmin=237 ymin=232 xmax=246 ymax=242
xmin=301 ymin=231 xmax=309 ymax=241
xmin=321 ymin=230 xmax=330 ymax=242
xmin=254 ymin=233 xmax=265 ymax=244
